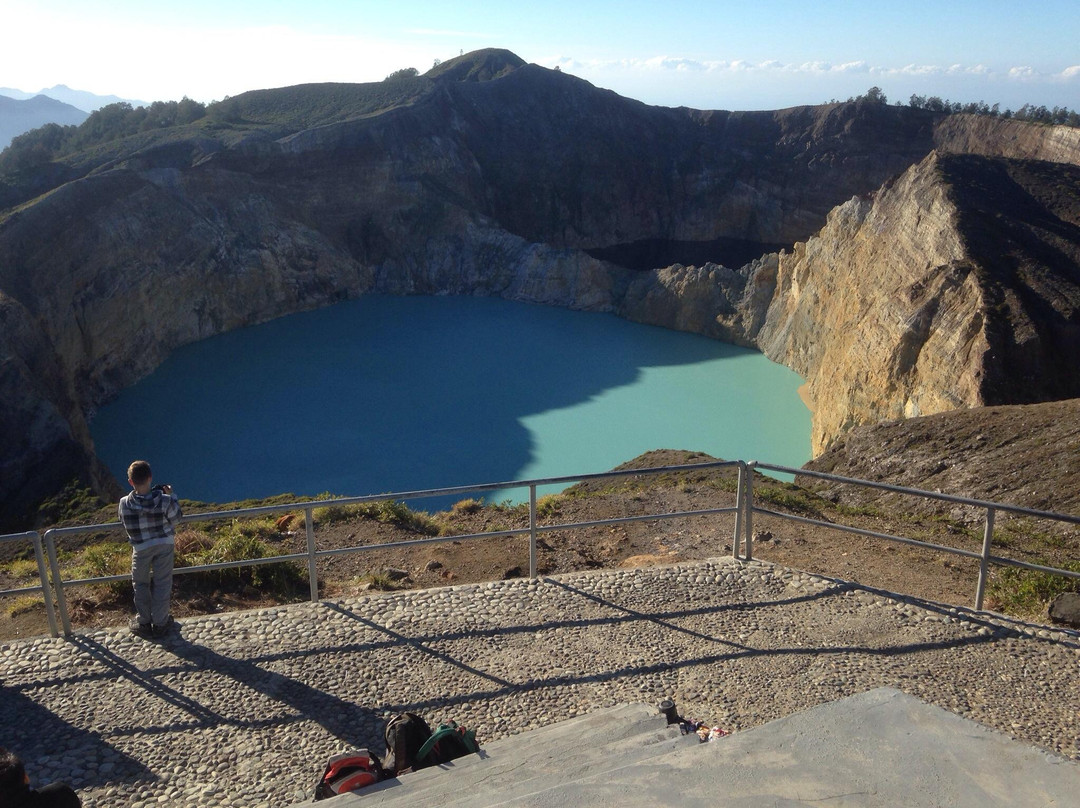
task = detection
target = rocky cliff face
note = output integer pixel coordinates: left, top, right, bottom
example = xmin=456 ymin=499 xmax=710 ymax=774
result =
xmin=740 ymin=147 xmax=1080 ymax=453
xmin=750 ymin=154 xmax=988 ymax=453
xmin=935 ymin=114 xmax=1080 ymax=164
xmin=1 ymin=49 xmax=1078 ymax=527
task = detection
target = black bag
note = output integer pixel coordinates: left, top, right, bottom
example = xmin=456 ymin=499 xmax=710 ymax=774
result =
xmin=382 ymin=713 xmax=480 ymax=774
xmin=382 ymin=712 xmax=434 ymax=776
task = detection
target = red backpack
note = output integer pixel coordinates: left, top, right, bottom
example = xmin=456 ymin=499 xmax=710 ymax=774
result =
xmin=312 ymin=749 xmax=383 ymax=801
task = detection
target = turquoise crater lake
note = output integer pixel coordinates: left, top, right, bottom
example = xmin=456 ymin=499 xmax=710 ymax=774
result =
xmin=91 ymin=295 xmax=811 ymax=505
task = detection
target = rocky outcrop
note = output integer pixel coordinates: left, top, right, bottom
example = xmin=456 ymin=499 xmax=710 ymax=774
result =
xmin=742 ymin=149 xmax=1080 ymax=453
xmin=1 ymin=48 xmax=1079 ymax=527
xmin=935 ymin=114 xmax=1080 ymax=165
xmin=749 ymin=154 xmax=987 ymax=452
xmin=1049 ymin=593 xmax=1080 ymax=628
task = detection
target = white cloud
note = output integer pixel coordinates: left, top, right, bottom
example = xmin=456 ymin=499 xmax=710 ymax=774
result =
xmin=796 ymin=61 xmax=834 ymax=74
xmin=547 ymin=55 xmax=1079 ymax=86
xmin=1008 ymin=66 xmax=1039 ymax=80
xmin=643 ymin=56 xmax=707 ymax=72
xmin=540 ymin=52 xmax=1079 ymax=112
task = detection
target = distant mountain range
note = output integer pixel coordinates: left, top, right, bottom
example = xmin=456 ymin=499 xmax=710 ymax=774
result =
xmin=0 ymin=84 xmax=147 ymax=150
xmin=0 ymin=83 xmax=144 ymax=112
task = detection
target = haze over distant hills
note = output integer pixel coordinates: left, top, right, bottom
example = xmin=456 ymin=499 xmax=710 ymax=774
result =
xmin=0 ymin=95 xmax=87 ymax=151
xmin=0 ymin=83 xmax=143 ymax=113
xmin=0 ymin=49 xmax=1077 ymax=528
xmin=0 ymin=84 xmax=147 ymax=150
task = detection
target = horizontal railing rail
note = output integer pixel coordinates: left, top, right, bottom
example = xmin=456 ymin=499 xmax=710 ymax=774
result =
xmin=25 ymin=460 xmax=742 ymax=636
xmin=741 ymin=462 xmax=1080 ymax=610
xmin=5 ymin=457 xmax=1077 ymax=637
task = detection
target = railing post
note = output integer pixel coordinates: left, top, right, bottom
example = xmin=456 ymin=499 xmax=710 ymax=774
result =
xmin=28 ymin=532 xmax=59 ymax=637
xmin=974 ymin=506 xmax=996 ymax=610
xmin=529 ymin=484 xmax=538 ymax=579
xmin=304 ymin=507 xmax=319 ymax=602
xmin=743 ymin=463 xmax=755 ymax=561
xmin=43 ymin=530 xmax=72 ymax=636
xmin=733 ymin=462 xmax=745 ymax=558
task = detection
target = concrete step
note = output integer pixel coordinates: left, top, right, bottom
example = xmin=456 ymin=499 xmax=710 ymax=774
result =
xmin=302 ymin=689 xmax=1080 ymax=808
xmin=350 ymin=702 xmax=698 ymax=807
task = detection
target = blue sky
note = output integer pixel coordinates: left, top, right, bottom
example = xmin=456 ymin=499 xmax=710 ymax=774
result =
xmin=3 ymin=0 xmax=1078 ymax=111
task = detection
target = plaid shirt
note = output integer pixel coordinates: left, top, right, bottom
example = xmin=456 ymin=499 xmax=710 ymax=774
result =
xmin=118 ymin=489 xmax=182 ymax=548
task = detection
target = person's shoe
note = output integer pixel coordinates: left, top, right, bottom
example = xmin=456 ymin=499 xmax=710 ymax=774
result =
xmin=129 ymin=618 xmax=153 ymax=638
xmin=151 ymin=615 xmax=175 ymax=638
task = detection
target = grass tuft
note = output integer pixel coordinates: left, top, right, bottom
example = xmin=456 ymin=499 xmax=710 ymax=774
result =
xmin=536 ymin=494 xmax=564 ymax=519
xmin=361 ymin=572 xmax=407 ymax=591
xmin=5 ymin=595 xmax=43 ymax=617
xmin=1 ymin=557 xmax=41 ymax=579
xmin=986 ymin=560 xmax=1080 ymax=618
xmin=451 ymin=498 xmax=484 ymax=516
xmin=180 ymin=529 xmax=304 ymax=592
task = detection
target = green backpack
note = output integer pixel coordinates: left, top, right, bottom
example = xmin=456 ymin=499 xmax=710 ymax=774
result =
xmin=415 ymin=721 xmax=480 ymax=768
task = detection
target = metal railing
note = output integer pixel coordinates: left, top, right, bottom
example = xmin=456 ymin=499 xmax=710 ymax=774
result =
xmin=0 ymin=531 xmax=59 ymax=636
xmin=738 ymin=462 xmax=1080 ymax=611
xmin=2 ymin=458 xmax=1078 ymax=637
xmin=4 ymin=459 xmax=742 ymax=637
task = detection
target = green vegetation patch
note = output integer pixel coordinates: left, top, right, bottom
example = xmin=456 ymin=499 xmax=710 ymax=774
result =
xmin=359 ymin=571 xmax=407 ymax=591
xmin=312 ymin=498 xmax=440 ymax=535
xmin=34 ymin=480 xmax=107 ymax=527
xmin=73 ymin=540 xmax=132 ymax=599
xmin=4 ymin=595 xmax=44 ymax=618
xmin=755 ymin=483 xmax=831 ymax=518
xmin=1 ymin=557 xmax=41 ymax=579
xmin=987 ymin=560 xmax=1080 ymax=619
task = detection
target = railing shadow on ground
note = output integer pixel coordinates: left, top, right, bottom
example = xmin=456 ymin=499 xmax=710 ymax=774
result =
xmin=3 ymin=458 xmax=1079 ymax=638
xmin=4 ymin=565 xmax=1066 ymax=800
xmin=9 ymin=630 xmax=385 ymax=741
xmin=322 ymin=576 xmax=1008 ymax=715
xmin=0 ymin=685 xmax=154 ymax=790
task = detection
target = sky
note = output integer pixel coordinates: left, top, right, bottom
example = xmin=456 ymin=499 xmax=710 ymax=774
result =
xmin=2 ymin=0 xmax=1078 ymax=112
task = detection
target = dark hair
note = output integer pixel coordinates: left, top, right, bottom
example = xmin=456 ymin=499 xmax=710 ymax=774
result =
xmin=0 ymin=747 xmax=27 ymax=795
xmin=127 ymin=460 xmax=152 ymax=485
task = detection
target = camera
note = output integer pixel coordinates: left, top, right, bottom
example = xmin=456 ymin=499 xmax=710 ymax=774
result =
xmin=151 ymin=483 xmax=169 ymax=493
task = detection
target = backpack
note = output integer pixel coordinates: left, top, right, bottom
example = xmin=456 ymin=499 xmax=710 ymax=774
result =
xmin=382 ymin=713 xmax=480 ymax=775
xmin=312 ymin=749 xmax=383 ymax=801
xmin=382 ymin=712 xmax=434 ymax=776
xmin=415 ymin=721 xmax=479 ymax=767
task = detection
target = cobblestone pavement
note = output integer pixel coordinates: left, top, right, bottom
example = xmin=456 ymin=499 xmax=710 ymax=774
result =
xmin=2 ymin=558 xmax=1078 ymax=807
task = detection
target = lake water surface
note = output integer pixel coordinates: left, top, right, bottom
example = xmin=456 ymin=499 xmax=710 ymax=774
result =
xmin=91 ymin=295 xmax=811 ymax=505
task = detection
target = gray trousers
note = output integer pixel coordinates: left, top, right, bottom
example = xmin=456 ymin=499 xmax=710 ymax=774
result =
xmin=131 ymin=542 xmax=174 ymax=626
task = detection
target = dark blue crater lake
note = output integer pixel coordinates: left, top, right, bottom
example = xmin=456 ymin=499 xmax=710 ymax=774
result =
xmin=91 ymin=295 xmax=811 ymax=506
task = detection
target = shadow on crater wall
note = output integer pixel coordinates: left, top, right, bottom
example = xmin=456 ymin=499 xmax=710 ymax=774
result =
xmin=586 ymin=238 xmax=789 ymax=271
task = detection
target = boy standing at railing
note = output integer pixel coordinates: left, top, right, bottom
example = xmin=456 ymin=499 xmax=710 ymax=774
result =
xmin=118 ymin=460 xmax=182 ymax=639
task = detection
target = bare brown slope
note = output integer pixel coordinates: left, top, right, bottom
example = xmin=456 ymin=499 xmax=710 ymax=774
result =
xmin=803 ymin=398 xmax=1080 ymax=517
xmin=940 ymin=155 xmax=1080 ymax=404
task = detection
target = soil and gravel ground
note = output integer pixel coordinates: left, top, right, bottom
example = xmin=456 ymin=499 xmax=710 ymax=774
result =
xmin=6 ymin=416 xmax=1077 ymax=642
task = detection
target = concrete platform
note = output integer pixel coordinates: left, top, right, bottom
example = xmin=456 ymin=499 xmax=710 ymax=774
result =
xmin=315 ymin=688 xmax=1080 ymax=807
